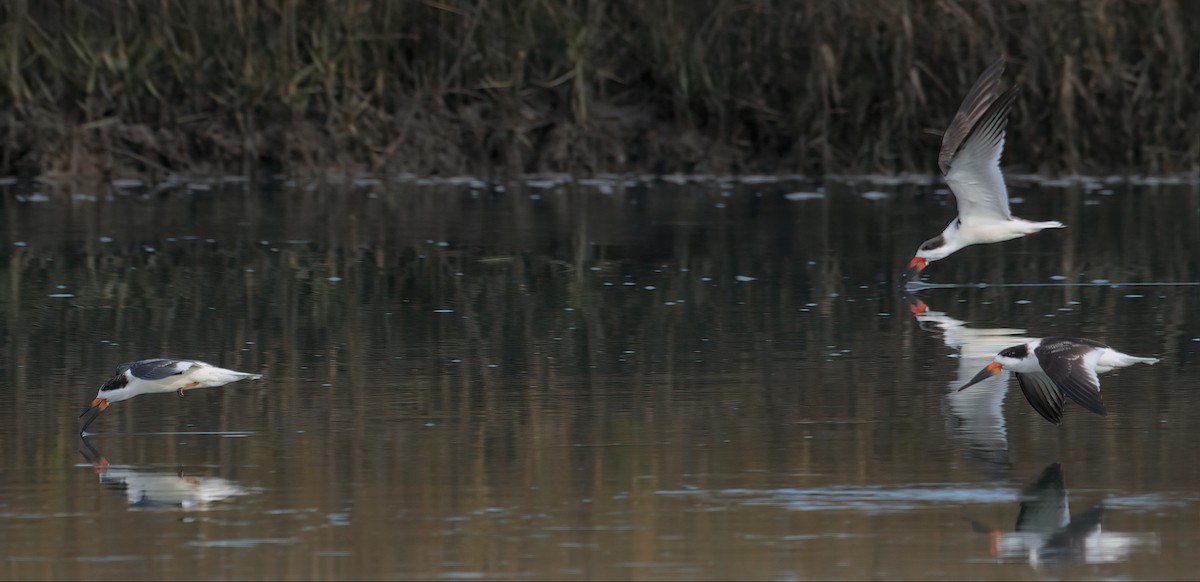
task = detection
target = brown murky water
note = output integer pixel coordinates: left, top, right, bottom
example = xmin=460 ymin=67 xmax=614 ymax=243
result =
xmin=0 ymin=174 xmax=1198 ymax=580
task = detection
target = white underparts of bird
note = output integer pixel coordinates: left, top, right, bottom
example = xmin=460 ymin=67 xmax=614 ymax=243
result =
xmin=79 ymin=359 xmax=263 ymax=434
xmin=958 ymin=337 xmax=1158 ymax=425
xmin=902 ymin=56 xmax=1065 ymax=281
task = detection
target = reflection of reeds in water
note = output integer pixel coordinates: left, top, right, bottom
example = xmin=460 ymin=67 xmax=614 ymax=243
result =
xmin=0 ymin=182 xmax=1196 ymax=579
xmin=2 ymin=1 xmax=1198 ymax=180
xmin=1 ymin=180 xmax=1196 ymax=404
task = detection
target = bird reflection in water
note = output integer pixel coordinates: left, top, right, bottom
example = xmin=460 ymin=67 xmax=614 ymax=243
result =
xmin=907 ymin=293 xmax=1026 ymax=474
xmin=79 ymin=437 xmax=254 ymax=510
xmin=967 ymin=463 xmax=1158 ymax=570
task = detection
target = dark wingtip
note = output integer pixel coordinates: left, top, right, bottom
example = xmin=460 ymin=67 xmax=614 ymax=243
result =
xmin=1046 ymin=408 xmax=1064 ymax=426
xmin=938 ymin=57 xmax=1011 ymax=174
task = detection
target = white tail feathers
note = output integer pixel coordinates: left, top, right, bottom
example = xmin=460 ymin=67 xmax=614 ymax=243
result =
xmin=191 ymin=365 xmax=263 ymax=387
xmin=1033 ymin=220 xmax=1066 ymax=230
xmin=1012 ymin=219 xmax=1066 ymax=236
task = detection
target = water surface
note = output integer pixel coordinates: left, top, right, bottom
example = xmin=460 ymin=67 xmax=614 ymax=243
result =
xmin=1 ymin=175 xmax=1198 ymax=580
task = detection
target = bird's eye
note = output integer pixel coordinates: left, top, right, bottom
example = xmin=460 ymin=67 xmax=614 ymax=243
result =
xmin=919 ymin=236 xmax=944 ymax=252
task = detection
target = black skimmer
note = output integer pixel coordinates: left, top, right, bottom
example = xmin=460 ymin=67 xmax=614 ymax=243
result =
xmin=79 ymin=359 xmax=262 ymax=434
xmin=959 ymin=337 xmax=1158 ymax=425
xmin=902 ymin=57 xmax=1064 ymax=281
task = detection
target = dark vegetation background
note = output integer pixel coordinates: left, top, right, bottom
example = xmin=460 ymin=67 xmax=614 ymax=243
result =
xmin=2 ymin=0 xmax=1198 ymax=182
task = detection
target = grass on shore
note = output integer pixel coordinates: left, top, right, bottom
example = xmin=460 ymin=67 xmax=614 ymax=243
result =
xmin=2 ymin=0 xmax=1198 ymax=183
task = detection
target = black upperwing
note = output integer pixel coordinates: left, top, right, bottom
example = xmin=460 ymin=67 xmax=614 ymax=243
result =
xmin=1034 ymin=338 xmax=1108 ymax=416
xmin=127 ymin=359 xmax=193 ymax=381
xmin=938 ymin=56 xmax=1008 ymax=176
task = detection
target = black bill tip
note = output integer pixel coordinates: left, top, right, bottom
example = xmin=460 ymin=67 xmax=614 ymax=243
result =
xmin=959 ymin=362 xmax=1003 ymax=391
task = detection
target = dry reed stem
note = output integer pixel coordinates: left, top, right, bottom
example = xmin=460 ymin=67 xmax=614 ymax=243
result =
xmin=0 ymin=0 xmax=1196 ymax=182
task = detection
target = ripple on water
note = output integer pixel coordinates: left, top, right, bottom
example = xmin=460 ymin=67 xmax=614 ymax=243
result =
xmin=187 ymin=537 xmax=300 ymax=548
xmin=656 ymin=484 xmax=1017 ymax=513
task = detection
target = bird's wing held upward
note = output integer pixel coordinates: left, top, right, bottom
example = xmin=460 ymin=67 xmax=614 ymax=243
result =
xmin=939 ymin=57 xmax=1006 ymax=174
xmin=1015 ymin=372 xmax=1066 ymax=425
xmin=941 ymin=58 xmax=1018 ymax=225
xmin=127 ymin=359 xmax=196 ymax=381
xmin=1035 ymin=339 xmax=1107 ymax=416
